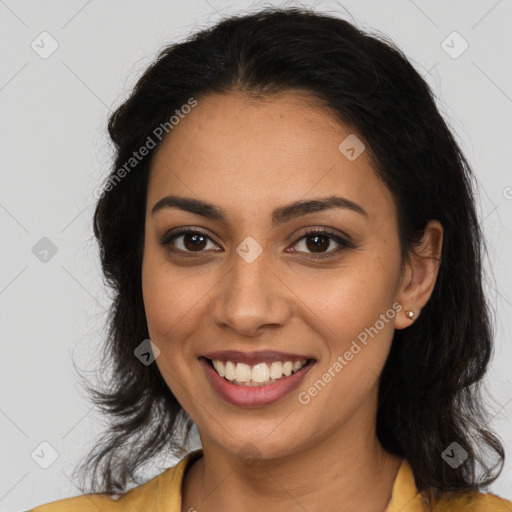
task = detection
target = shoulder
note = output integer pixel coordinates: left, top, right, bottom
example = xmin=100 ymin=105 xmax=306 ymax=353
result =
xmin=434 ymin=489 xmax=512 ymax=511
xmin=27 ymin=451 xmax=197 ymax=512
xmin=27 ymin=473 xmax=164 ymax=512
xmin=395 ymin=459 xmax=511 ymax=512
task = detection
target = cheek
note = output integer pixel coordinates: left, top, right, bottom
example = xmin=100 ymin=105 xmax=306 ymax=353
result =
xmin=142 ymin=247 xmax=203 ymax=337
xmin=295 ymin=271 xmax=397 ymax=426
xmin=141 ymin=248 xmax=219 ymax=385
xmin=297 ymin=259 xmax=397 ymax=335
xmin=141 ymin=252 xmax=171 ymax=337
xmin=290 ymin=252 xmax=399 ymax=380
xmin=141 ymin=253 xmax=202 ymax=404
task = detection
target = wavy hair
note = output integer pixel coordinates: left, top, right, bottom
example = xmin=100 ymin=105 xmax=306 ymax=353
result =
xmin=74 ymin=5 xmax=504 ymax=504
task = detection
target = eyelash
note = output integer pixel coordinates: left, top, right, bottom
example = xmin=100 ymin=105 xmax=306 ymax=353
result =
xmin=159 ymin=227 xmax=356 ymax=259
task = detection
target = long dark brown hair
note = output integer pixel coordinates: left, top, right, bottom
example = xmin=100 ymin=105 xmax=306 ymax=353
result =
xmin=73 ymin=6 xmax=504 ymax=504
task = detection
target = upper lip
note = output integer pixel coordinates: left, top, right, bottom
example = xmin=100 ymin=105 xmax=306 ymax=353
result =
xmin=201 ymin=350 xmax=316 ymax=365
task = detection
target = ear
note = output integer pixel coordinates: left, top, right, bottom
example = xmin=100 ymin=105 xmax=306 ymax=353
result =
xmin=394 ymin=220 xmax=443 ymax=330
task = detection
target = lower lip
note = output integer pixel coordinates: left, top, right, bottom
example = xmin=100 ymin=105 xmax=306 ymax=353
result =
xmin=199 ymin=357 xmax=315 ymax=407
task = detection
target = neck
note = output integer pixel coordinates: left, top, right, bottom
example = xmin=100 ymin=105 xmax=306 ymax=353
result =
xmin=181 ymin=407 xmax=402 ymax=512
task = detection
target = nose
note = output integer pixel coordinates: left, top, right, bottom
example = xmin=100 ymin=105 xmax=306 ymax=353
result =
xmin=210 ymin=249 xmax=294 ymax=337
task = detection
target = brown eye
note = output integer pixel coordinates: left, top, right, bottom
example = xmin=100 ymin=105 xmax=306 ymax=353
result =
xmin=289 ymin=228 xmax=354 ymax=257
xmin=160 ymin=227 xmax=354 ymax=258
xmin=182 ymin=233 xmax=208 ymax=251
xmin=302 ymin=234 xmax=331 ymax=253
xmin=160 ymin=229 xmax=219 ymax=254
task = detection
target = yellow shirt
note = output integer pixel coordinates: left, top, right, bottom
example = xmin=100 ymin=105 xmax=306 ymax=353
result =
xmin=28 ymin=449 xmax=512 ymax=511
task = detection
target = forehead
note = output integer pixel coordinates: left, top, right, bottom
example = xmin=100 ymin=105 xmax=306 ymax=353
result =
xmin=147 ymin=91 xmax=394 ymax=222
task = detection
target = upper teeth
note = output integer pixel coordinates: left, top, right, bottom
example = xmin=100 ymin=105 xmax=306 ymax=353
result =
xmin=211 ymin=360 xmax=307 ymax=385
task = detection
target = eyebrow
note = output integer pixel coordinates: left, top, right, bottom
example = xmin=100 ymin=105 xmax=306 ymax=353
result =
xmin=151 ymin=194 xmax=368 ymax=226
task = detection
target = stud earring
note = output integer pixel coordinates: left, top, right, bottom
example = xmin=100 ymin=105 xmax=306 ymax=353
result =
xmin=405 ymin=310 xmax=416 ymax=321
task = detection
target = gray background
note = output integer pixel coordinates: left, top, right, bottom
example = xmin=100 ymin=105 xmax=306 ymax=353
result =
xmin=1 ymin=0 xmax=511 ymax=510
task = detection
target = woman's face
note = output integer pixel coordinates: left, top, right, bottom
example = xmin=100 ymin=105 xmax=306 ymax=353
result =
xmin=142 ymin=91 xmax=430 ymax=460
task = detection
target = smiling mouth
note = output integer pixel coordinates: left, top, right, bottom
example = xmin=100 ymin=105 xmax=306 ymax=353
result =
xmin=201 ymin=357 xmax=315 ymax=387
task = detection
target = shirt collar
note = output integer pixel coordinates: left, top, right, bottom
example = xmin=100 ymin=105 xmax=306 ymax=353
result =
xmin=385 ymin=459 xmax=425 ymax=511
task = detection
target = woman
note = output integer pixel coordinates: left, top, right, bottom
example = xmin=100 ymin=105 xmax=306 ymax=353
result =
xmin=29 ymin=6 xmax=511 ymax=512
